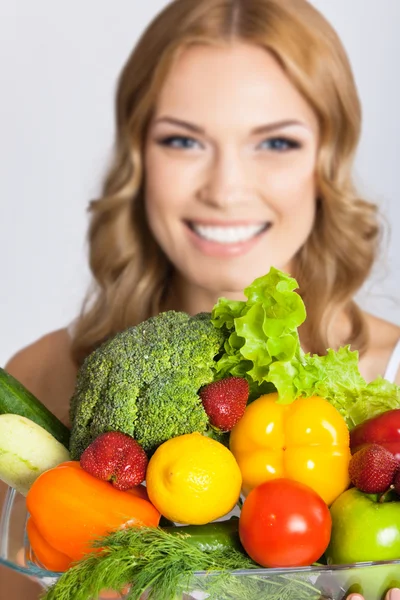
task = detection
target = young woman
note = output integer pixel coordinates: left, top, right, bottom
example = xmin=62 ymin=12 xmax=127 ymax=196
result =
xmin=2 ymin=1 xmax=399 ymax=599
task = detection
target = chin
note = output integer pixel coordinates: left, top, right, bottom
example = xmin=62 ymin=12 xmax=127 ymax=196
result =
xmin=193 ymin=263 xmax=278 ymax=297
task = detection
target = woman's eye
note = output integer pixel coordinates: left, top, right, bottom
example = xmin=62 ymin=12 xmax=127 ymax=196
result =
xmin=258 ymin=137 xmax=301 ymax=152
xmin=158 ymin=136 xmax=201 ymax=149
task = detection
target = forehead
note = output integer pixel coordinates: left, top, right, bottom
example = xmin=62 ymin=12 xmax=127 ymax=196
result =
xmin=153 ymin=42 xmax=318 ymax=131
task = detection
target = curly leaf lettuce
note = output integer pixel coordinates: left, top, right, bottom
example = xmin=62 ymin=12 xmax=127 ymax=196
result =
xmin=212 ymin=268 xmax=305 ymax=395
xmin=347 ymin=376 xmax=400 ymax=426
xmin=211 ymin=267 xmax=400 ymax=427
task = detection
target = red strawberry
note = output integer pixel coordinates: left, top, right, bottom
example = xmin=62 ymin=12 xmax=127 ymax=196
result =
xmin=80 ymin=431 xmax=148 ymax=491
xmin=349 ymin=443 xmax=399 ymax=494
xmin=200 ymin=377 xmax=249 ymax=432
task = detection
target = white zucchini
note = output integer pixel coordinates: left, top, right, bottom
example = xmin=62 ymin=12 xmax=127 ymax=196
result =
xmin=0 ymin=413 xmax=70 ymax=495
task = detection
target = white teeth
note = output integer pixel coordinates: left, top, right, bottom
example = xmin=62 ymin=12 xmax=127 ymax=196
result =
xmin=191 ymin=223 xmax=266 ymax=244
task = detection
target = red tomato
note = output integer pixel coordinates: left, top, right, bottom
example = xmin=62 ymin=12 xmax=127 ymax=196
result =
xmin=239 ymin=478 xmax=331 ymax=567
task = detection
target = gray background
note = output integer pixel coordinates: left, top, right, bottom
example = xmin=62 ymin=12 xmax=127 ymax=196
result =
xmin=0 ymin=0 xmax=399 ymax=366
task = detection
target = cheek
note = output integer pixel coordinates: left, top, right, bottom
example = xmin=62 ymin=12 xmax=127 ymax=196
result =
xmin=143 ymin=149 xmax=200 ymax=261
xmin=261 ymin=156 xmax=317 ymax=211
xmin=144 ymin=148 xmax=198 ymax=218
xmin=144 ymin=156 xmax=178 ymax=237
xmin=264 ymin=163 xmax=317 ymax=230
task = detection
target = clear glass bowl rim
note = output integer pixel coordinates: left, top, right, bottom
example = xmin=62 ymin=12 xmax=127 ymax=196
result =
xmin=2 ymin=486 xmax=400 ymax=582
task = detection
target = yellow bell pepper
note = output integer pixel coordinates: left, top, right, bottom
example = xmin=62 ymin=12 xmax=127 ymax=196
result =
xmin=229 ymin=393 xmax=350 ymax=505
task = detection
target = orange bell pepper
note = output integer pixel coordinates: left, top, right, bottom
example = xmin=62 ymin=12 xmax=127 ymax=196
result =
xmin=229 ymin=394 xmax=351 ymax=505
xmin=26 ymin=517 xmax=72 ymax=572
xmin=26 ymin=461 xmax=160 ymax=571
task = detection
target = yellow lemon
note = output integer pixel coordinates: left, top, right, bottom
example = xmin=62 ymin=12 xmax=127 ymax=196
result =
xmin=146 ymin=432 xmax=242 ymax=524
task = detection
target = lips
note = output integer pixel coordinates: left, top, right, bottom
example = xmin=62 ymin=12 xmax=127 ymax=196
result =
xmin=184 ymin=220 xmax=272 ymax=258
xmin=187 ymin=221 xmax=271 ymax=244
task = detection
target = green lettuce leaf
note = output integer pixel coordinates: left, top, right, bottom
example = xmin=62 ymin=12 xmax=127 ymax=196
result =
xmin=212 ymin=268 xmax=306 ymax=400
xmin=347 ymin=377 xmax=400 ymax=427
xmin=211 ymin=267 xmax=400 ymax=427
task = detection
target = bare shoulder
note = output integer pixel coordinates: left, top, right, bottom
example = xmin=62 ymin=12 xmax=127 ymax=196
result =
xmin=359 ymin=312 xmax=400 ymax=384
xmin=5 ymin=329 xmax=78 ymax=425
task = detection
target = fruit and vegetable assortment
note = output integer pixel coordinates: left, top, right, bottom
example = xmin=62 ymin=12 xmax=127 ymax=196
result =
xmin=1 ymin=267 xmax=400 ymax=600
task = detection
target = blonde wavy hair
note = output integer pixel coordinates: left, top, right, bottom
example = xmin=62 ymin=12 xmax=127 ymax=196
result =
xmin=71 ymin=0 xmax=380 ymax=364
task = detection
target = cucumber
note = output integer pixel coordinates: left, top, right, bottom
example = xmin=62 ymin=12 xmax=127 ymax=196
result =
xmin=163 ymin=518 xmax=243 ymax=552
xmin=0 ymin=367 xmax=70 ymax=448
xmin=0 ymin=414 xmax=70 ymax=495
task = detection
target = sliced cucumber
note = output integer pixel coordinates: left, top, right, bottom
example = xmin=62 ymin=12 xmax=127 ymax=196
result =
xmin=0 ymin=413 xmax=70 ymax=495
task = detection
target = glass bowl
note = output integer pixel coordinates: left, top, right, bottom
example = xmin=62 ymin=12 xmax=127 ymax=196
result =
xmin=2 ymin=486 xmax=400 ymax=600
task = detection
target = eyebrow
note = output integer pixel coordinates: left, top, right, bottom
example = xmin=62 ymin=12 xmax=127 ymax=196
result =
xmin=152 ymin=116 xmax=309 ymax=135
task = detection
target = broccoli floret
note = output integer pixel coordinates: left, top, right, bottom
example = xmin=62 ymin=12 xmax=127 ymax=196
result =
xmin=69 ymin=311 xmax=225 ymax=458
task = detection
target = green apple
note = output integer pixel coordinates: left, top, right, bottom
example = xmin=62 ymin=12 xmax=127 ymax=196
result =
xmin=326 ymin=487 xmax=400 ymax=564
xmin=326 ymin=488 xmax=400 ymax=600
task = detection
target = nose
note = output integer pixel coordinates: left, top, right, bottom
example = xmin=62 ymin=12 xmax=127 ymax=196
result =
xmin=197 ymin=147 xmax=257 ymax=208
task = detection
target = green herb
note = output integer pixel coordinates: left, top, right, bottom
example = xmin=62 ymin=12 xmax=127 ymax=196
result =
xmin=195 ymin=571 xmax=323 ymax=600
xmin=41 ymin=526 xmax=255 ymax=600
xmin=41 ymin=526 xmax=322 ymax=600
xmin=211 ymin=267 xmax=400 ymax=427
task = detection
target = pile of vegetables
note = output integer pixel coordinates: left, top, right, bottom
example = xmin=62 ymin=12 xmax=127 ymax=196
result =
xmin=1 ymin=267 xmax=400 ymax=600
xmin=211 ymin=269 xmax=400 ymax=423
xmin=65 ymin=268 xmax=400 ymax=461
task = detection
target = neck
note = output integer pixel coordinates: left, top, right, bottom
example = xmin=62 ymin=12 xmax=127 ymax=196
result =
xmin=163 ymin=273 xmax=246 ymax=315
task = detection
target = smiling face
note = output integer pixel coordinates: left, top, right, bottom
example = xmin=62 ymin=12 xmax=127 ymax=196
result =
xmin=144 ymin=41 xmax=319 ymax=309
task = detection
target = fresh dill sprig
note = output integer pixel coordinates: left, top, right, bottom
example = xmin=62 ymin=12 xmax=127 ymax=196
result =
xmin=41 ymin=526 xmax=322 ymax=600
